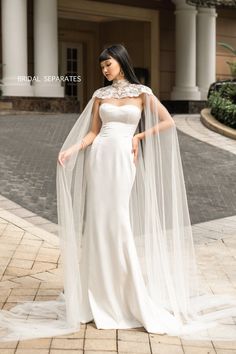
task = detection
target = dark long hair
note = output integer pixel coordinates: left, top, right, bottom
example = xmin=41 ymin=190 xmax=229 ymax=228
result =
xmin=99 ymin=44 xmax=140 ymax=86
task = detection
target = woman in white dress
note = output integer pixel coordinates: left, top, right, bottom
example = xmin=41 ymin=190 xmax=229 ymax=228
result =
xmin=58 ymin=44 xmax=178 ymax=332
xmin=56 ymin=44 xmax=236 ymax=339
xmin=0 ymin=44 xmax=236 ymax=342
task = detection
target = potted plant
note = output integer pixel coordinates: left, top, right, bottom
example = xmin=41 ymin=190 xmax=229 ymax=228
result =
xmin=218 ymin=42 xmax=236 ymax=78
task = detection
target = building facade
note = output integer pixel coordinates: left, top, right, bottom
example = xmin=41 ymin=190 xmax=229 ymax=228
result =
xmin=0 ymin=0 xmax=236 ymax=110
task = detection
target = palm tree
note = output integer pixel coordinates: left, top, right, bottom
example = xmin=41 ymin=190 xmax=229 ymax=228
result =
xmin=218 ymin=42 xmax=236 ymax=78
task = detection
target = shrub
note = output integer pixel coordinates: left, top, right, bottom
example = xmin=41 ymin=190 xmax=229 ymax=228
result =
xmin=208 ymin=83 xmax=236 ymax=129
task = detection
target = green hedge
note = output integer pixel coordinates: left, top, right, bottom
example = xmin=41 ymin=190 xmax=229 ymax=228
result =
xmin=208 ymin=83 xmax=236 ymax=129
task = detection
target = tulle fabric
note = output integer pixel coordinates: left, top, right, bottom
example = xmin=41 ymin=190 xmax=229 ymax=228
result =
xmin=0 ymin=91 xmax=236 ymax=342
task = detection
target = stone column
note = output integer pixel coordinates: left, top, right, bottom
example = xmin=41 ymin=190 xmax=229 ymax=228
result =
xmin=1 ymin=0 xmax=33 ymax=96
xmin=33 ymin=0 xmax=64 ymax=97
xmin=197 ymin=7 xmax=217 ymax=100
xmin=171 ymin=0 xmax=200 ymax=100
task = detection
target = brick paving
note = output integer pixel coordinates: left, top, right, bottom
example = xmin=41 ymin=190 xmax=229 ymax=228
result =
xmin=0 ymin=113 xmax=235 ymax=225
xmin=0 ymin=113 xmax=77 ymax=224
xmin=0 ymin=207 xmax=236 ymax=352
xmin=178 ymin=130 xmax=236 ymax=224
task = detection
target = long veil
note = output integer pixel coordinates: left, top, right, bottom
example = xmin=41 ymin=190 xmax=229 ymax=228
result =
xmin=0 ymin=90 xmax=236 ymax=342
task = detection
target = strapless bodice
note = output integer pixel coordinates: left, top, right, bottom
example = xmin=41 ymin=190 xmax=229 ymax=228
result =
xmin=98 ymin=103 xmax=141 ymax=138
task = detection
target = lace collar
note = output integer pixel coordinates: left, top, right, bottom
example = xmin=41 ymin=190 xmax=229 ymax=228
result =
xmin=111 ymin=78 xmax=130 ymax=89
xmin=92 ymin=79 xmax=153 ymax=99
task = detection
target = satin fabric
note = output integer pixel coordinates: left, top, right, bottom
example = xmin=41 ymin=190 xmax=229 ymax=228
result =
xmin=78 ymin=103 xmax=180 ymax=333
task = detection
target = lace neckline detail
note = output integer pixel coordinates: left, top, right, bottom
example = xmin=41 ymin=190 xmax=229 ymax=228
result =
xmin=111 ymin=79 xmax=130 ymax=89
xmin=92 ymin=80 xmax=153 ymax=99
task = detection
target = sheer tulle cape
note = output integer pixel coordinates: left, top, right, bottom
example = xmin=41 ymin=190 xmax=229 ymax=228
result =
xmin=0 ymin=87 xmax=236 ymax=342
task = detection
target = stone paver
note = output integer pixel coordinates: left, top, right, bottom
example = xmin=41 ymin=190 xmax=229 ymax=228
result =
xmin=174 ymin=114 xmax=236 ymax=155
xmin=176 ymin=128 xmax=236 ymax=224
xmin=0 ymin=206 xmax=235 ymax=352
xmin=0 ymin=113 xmax=78 ymax=224
xmin=0 ymin=113 xmax=236 ymax=225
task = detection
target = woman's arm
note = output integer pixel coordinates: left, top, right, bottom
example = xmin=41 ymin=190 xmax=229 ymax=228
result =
xmin=135 ymin=93 xmax=175 ymax=141
xmin=73 ymin=97 xmax=102 ymax=151
xmin=57 ymin=98 xmax=102 ymax=166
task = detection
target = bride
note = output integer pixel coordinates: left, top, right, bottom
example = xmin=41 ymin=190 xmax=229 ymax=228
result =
xmin=0 ymin=44 xmax=236 ymax=342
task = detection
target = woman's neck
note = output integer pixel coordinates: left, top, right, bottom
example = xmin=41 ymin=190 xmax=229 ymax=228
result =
xmin=112 ymin=78 xmax=129 ymax=88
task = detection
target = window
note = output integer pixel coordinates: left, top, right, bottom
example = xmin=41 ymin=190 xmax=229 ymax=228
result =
xmin=65 ymin=48 xmax=78 ymax=98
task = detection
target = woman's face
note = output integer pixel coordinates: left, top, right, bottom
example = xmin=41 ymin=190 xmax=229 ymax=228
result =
xmin=100 ymin=56 xmax=123 ymax=81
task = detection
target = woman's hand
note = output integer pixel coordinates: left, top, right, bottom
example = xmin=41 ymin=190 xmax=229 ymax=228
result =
xmin=57 ymin=148 xmax=74 ymax=167
xmin=132 ymin=135 xmax=140 ymax=164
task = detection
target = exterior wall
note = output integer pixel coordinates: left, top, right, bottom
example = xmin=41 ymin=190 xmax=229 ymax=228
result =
xmin=99 ymin=20 xmax=151 ymax=82
xmin=58 ymin=0 xmax=160 ymax=97
xmin=58 ymin=18 xmax=151 ymax=104
xmin=1 ymin=0 xmax=236 ymax=104
xmin=158 ymin=6 xmax=236 ymax=100
xmin=58 ymin=18 xmax=100 ymax=104
xmin=159 ymin=8 xmax=175 ymax=100
xmin=216 ymin=8 xmax=236 ymax=81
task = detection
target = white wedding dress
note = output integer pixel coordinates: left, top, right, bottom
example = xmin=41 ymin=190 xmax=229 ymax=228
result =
xmin=78 ymin=102 xmax=180 ymax=333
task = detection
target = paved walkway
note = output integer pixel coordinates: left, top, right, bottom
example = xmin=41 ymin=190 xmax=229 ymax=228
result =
xmin=0 ymin=113 xmax=235 ymax=225
xmin=0 ymin=113 xmax=236 ymax=352
xmin=0 ymin=200 xmax=236 ymax=353
xmin=174 ymin=114 xmax=236 ymax=223
xmin=174 ymin=114 xmax=236 ymax=155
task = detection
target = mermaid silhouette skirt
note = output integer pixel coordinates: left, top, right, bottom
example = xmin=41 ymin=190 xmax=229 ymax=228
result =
xmin=78 ymin=104 xmax=179 ymax=333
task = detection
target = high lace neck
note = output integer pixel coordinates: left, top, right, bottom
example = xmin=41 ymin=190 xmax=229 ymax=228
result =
xmin=93 ymin=79 xmax=152 ymax=99
xmin=112 ymin=78 xmax=130 ymax=89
